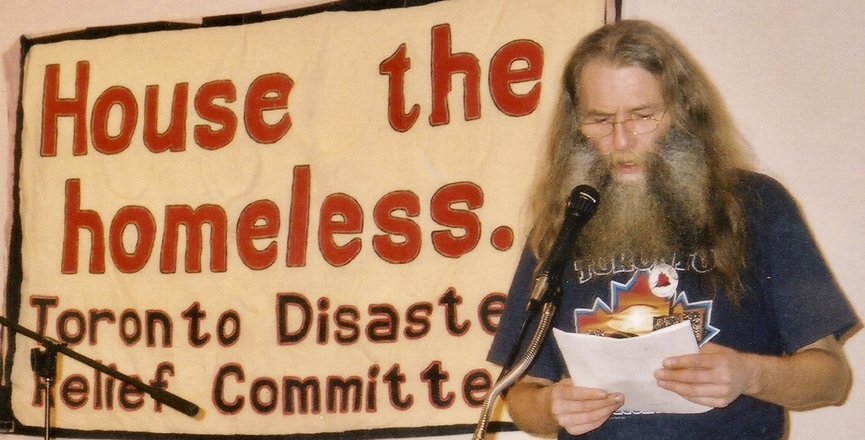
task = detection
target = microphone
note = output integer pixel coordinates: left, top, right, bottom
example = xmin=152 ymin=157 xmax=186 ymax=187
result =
xmin=526 ymin=185 xmax=599 ymax=312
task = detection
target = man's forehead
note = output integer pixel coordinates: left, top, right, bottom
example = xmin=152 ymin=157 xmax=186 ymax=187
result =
xmin=577 ymin=61 xmax=664 ymax=115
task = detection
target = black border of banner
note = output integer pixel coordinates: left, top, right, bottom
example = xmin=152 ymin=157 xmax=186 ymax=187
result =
xmin=6 ymin=422 xmax=520 ymax=440
xmin=1 ymin=0 xmax=614 ymax=437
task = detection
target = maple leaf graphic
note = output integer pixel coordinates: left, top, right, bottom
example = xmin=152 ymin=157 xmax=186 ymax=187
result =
xmin=574 ymin=270 xmax=720 ymax=344
xmin=655 ymin=272 xmax=671 ymax=288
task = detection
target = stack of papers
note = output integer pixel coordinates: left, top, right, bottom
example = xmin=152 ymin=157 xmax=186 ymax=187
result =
xmin=553 ymin=321 xmax=711 ymax=414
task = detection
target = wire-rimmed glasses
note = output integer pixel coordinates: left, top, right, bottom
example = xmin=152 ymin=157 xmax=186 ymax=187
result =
xmin=578 ymin=109 xmax=667 ymax=139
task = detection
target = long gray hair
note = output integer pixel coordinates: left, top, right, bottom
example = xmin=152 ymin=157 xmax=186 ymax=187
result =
xmin=528 ymin=20 xmax=751 ymax=301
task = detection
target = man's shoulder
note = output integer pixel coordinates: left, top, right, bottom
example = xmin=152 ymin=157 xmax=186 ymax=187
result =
xmin=734 ymin=169 xmax=785 ymax=192
xmin=734 ymin=169 xmax=796 ymax=209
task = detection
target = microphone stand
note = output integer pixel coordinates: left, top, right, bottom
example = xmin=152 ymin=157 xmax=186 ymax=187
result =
xmin=0 ymin=314 xmax=200 ymax=440
xmin=472 ymin=282 xmax=562 ymax=440
xmin=472 ymin=185 xmax=597 ymax=439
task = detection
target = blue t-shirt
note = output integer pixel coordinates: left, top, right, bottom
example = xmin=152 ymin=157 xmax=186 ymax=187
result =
xmin=487 ymin=172 xmax=858 ymax=440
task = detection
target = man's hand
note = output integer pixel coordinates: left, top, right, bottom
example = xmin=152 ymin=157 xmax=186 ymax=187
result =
xmin=653 ymin=342 xmax=755 ymax=408
xmin=505 ymin=377 xmax=624 ymax=436
xmin=654 ymin=336 xmax=851 ymax=410
xmin=549 ymin=379 xmax=625 ymax=435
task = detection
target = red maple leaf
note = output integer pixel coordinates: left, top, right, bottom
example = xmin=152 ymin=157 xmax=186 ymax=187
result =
xmin=656 ymin=272 xmax=671 ymax=288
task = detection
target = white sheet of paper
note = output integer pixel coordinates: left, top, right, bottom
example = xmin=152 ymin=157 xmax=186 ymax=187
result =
xmin=553 ymin=321 xmax=711 ymax=414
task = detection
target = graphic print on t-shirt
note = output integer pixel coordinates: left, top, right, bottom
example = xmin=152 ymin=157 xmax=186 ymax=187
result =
xmin=573 ymin=264 xmax=719 ymax=344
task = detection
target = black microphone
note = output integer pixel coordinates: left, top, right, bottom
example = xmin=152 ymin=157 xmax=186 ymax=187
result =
xmin=526 ymin=185 xmax=599 ymax=312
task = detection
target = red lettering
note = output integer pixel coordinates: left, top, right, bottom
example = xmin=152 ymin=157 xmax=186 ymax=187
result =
xmin=244 ymin=73 xmax=292 ymax=144
xmin=194 ymin=79 xmax=237 ymax=150
xmin=91 ymin=86 xmax=137 ymax=155
xmin=41 ymin=61 xmax=89 ymax=156
xmin=63 ymin=170 xmax=493 ymax=273
xmin=160 ymin=205 xmax=228 ymax=273
xmin=489 ymin=40 xmax=544 ymax=116
xmin=41 ymin=66 xmax=297 ymax=154
xmin=380 ymin=43 xmax=420 ymax=132
xmin=62 ymin=179 xmax=105 ymax=274
xmin=144 ymin=83 xmax=189 ymax=153
xmin=286 ymin=165 xmax=311 ymax=267
xmin=430 ymin=24 xmax=481 ymax=126
xmin=109 ymin=205 xmax=156 ymax=273
xmin=372 ymin=191 xmax=421 ymax=264
xmin=237 ymin=200 xmax=280 ymax=270
xmin=384 ymin=26 xmax=546 ymax=132
xmin=318 ymin=194 xmax=363 ymax=267
xmin=430 ymin=182 xmax=483 ymax=258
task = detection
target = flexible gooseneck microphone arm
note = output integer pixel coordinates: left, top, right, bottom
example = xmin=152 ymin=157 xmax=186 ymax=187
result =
xmin=472 ymin=185 xmax=599 ymax=440
xmin=472 ymin=300 xmax=557 ymax=440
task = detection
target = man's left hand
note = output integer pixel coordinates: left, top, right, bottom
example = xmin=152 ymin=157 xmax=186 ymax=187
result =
xmin=653 ymin=342 xmax=757 ymax=408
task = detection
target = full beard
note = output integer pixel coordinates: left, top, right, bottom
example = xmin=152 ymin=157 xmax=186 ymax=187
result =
xmin=561 ymin=129 xmax=712 ymax=266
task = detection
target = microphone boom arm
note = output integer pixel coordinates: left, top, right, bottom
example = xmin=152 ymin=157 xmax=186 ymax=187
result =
xmin=0 ymin=314 xmax=200 ymax=418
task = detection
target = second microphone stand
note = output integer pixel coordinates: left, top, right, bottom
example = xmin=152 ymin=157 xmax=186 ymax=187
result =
xmin=0 ymin=314 xmax=200 ymax=440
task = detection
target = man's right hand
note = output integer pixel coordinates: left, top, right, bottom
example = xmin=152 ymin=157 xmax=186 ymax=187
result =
xmin=549 ymin=379 xmax=624 ymax=435
xmin=505 ymin=377 xmax=624 ymax=436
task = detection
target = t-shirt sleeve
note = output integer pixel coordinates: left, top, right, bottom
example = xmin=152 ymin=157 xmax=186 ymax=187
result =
xmin=750 ymin=174 xmax=859 ymax=352
xmin=486 ymin=246 xmax=564 ymax=382
xmin=486 ymin=246 xmax=535 ymax=366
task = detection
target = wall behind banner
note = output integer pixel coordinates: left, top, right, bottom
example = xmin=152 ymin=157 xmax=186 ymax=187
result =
xmin=0 ymin=2 xmax=862 ymax=440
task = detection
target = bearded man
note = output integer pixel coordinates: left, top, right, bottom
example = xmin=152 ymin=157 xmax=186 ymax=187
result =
xmin=486 ymin=20 xmax=858 ymax=439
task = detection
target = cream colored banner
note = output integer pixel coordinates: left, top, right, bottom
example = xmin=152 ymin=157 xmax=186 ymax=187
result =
xmin=13 ymin=0 xmax=604 ymax=436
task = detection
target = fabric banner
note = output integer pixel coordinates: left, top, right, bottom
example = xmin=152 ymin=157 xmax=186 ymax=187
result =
xmin=8 ymin=0 xmax=604 ymax=436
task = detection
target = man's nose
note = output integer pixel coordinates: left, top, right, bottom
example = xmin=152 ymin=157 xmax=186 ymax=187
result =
xmin=609 ymin=121 xmax=634 ymax=151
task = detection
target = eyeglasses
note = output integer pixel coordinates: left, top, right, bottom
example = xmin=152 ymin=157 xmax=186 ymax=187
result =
xmin=578 ymin=109 xmax=667 ymax=139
